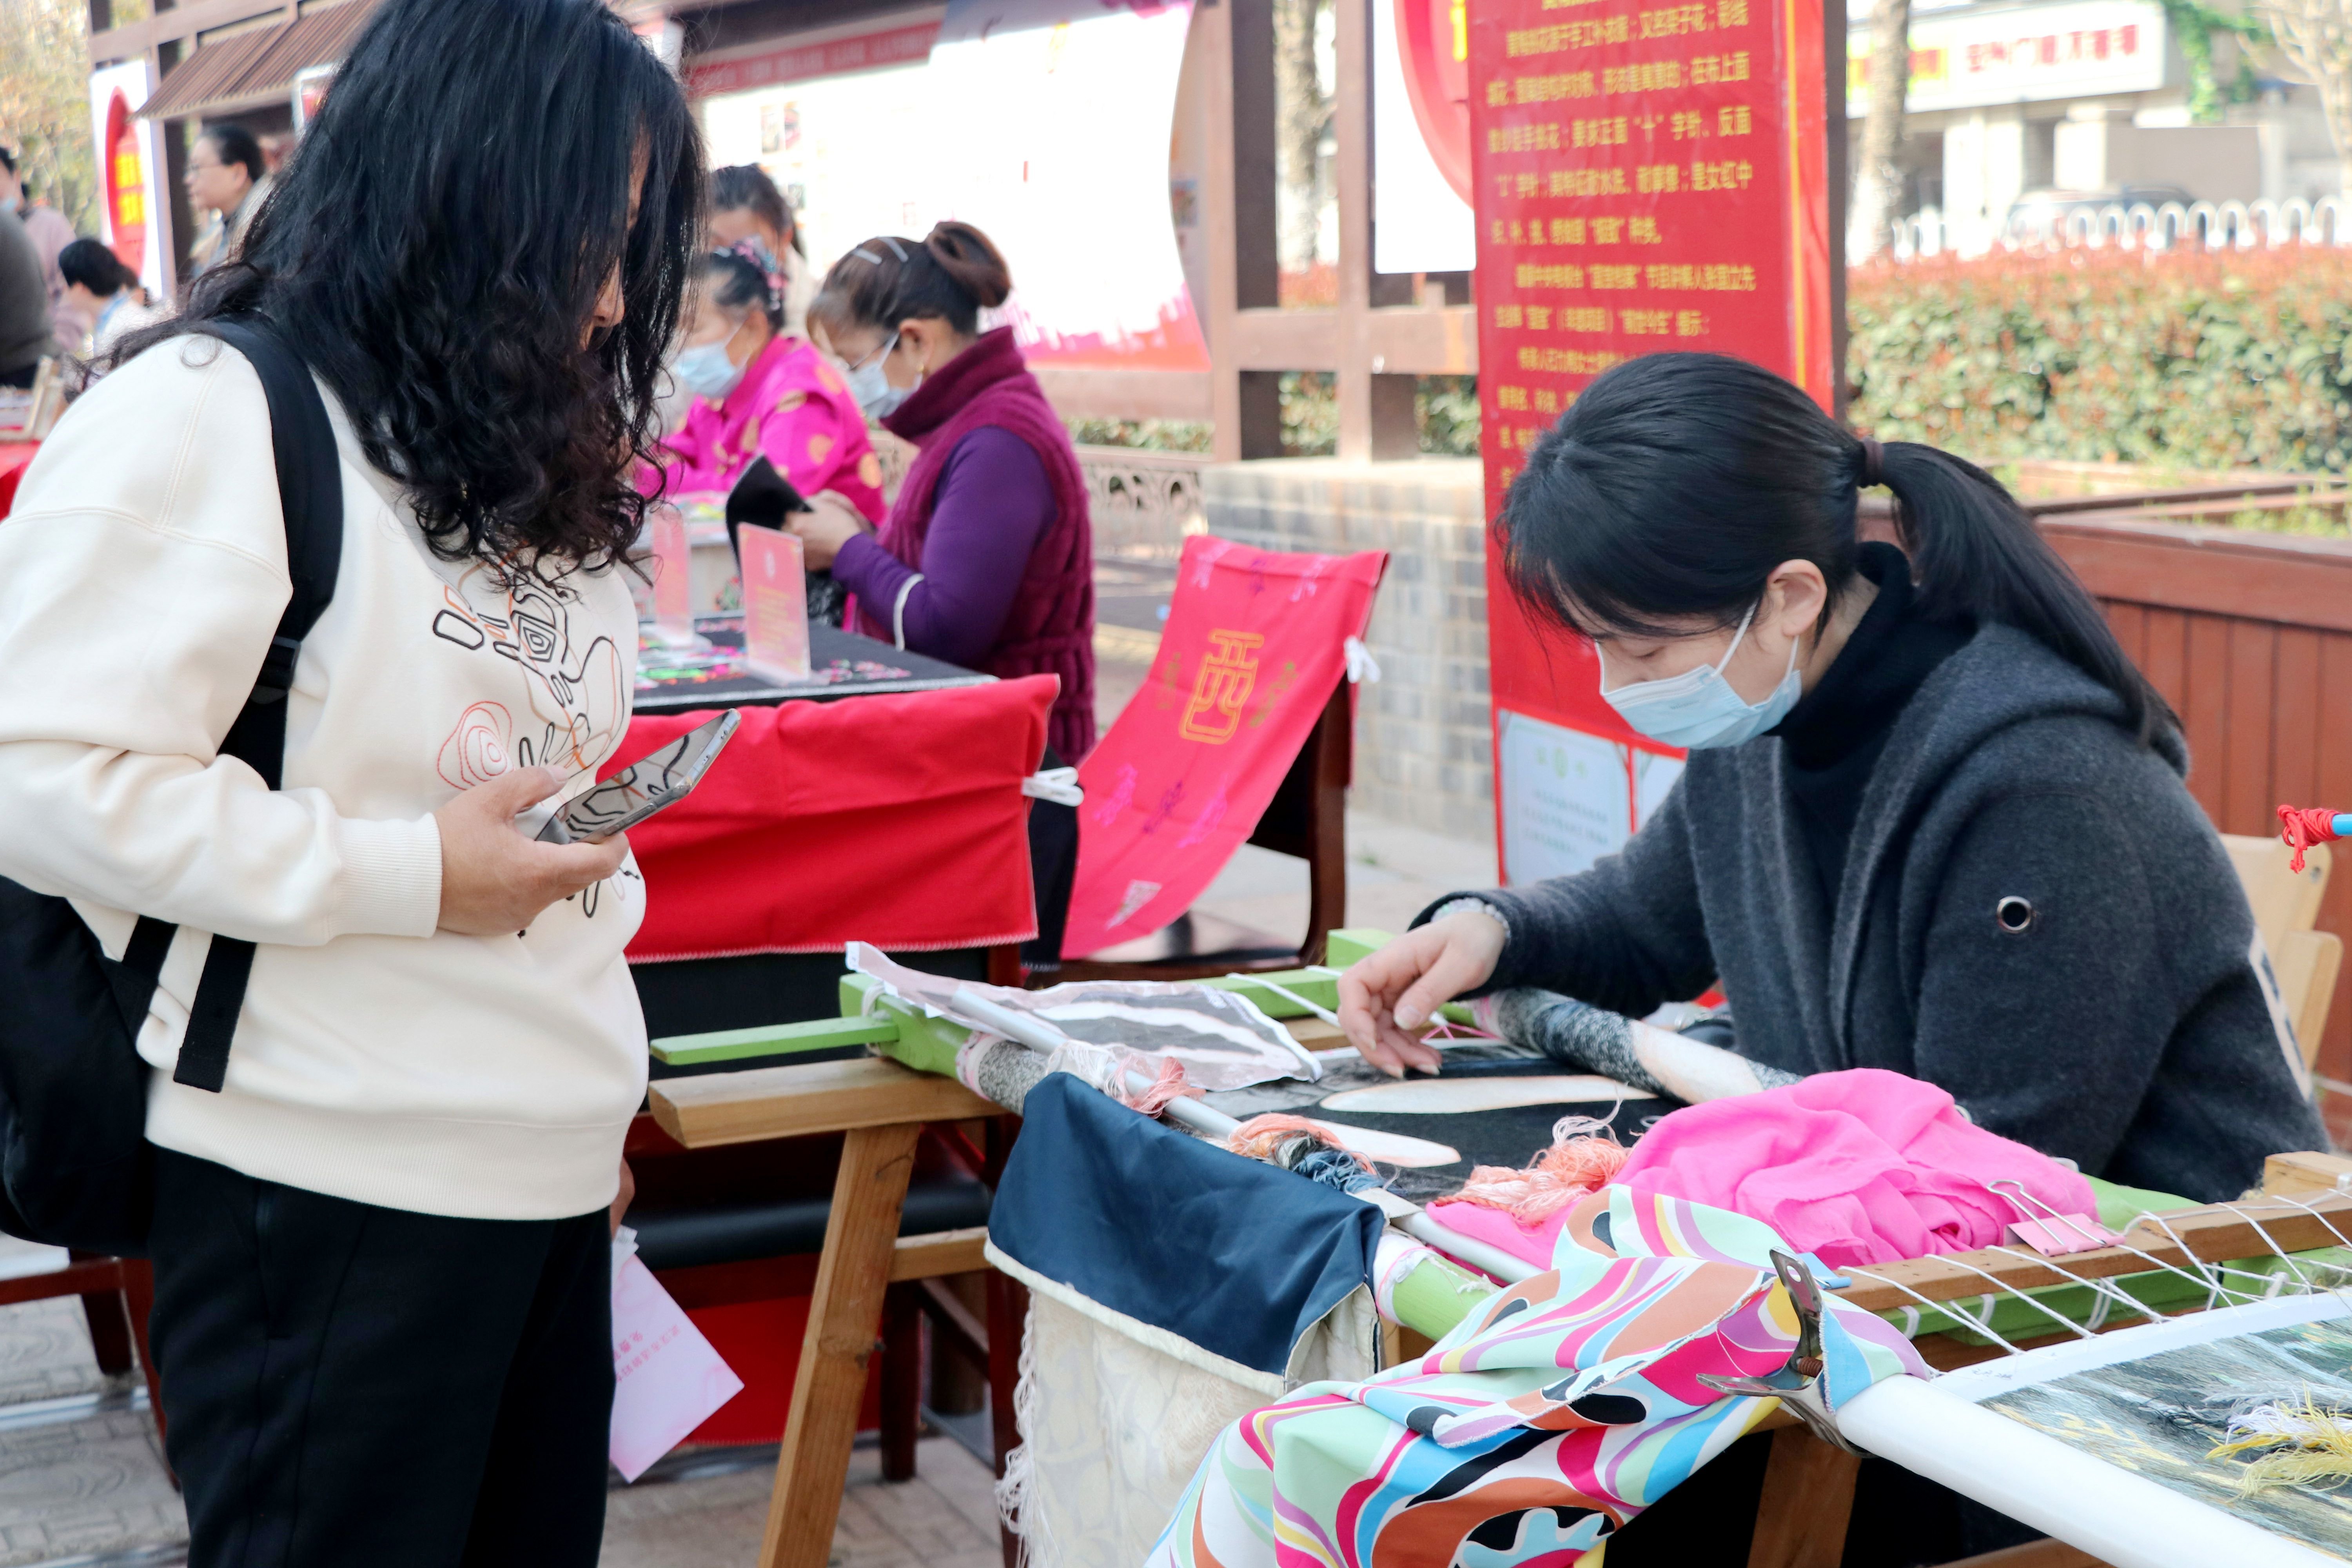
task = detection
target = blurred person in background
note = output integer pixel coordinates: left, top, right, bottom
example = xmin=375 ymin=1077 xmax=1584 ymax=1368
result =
xmin=800 ymin=222 xmax=1097 ymax=761
xmin=649 ymin=237 xmax=884 ymax=517
xmin=708 ymin=164 xmax=812 ymax=338
xmin=184 ymin=122 xmax=272 ymax=278
xmin=0 ymin=149 xmax=81 ymax=349
xmin=0 ymin=198 xmax=54 ymax=388
xmin=57 ymin=238 xmax=165 ymax=358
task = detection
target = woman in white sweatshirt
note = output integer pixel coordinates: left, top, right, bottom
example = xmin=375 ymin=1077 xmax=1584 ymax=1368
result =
xmin=0 ymin=2 xmax=702 ymax=1562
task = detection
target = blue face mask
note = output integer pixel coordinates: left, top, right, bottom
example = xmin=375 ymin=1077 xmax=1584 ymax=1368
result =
xmin=1598 ymin=604 xmax=1804 ymax=751
xmin=842 ymin=337 xmax=916 ymax=420
xmin=674 ymin=339 xmax=744 ymax=403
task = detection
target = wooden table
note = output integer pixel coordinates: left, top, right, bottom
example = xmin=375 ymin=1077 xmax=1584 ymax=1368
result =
xmin=648 ymin=1054 xmax=1008 ymax=1568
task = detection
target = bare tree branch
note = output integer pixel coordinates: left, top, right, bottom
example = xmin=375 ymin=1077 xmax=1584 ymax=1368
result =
xmin=2261 ymin=0 xmax=2352 ymax=189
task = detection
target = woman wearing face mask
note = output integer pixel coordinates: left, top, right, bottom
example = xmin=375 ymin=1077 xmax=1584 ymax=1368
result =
xmin=795 ymin=222 xmax=1096 ymax=761
xmin=1337 ymin=352 xmax=2321 ymax=1206
xmin=650 ymin=239 xmax=885 ymax=519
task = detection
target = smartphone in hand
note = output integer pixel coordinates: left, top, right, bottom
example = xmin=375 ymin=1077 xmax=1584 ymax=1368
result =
xmin=535 ymin=710 xmax=741 ymax=845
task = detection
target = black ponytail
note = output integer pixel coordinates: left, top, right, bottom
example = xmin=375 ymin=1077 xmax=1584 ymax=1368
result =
xmin=1873 ymin=440 xmax=2171 ymax=739
xmin=1498 ymin=352 xmax=2172 ymax=742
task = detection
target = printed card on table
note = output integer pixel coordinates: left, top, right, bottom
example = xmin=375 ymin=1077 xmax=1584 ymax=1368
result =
xmin=738 ymin=522 xmax=811 ymax=682
xmin=610 ymin=1229 xmax=744 ymax=1483
xmin=648 ymin=504 xmax=695 ymax=647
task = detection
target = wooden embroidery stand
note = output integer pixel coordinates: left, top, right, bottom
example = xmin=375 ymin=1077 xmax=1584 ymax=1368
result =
xmin=648 ymin=1055 xmax=1005 ymax=1568
xmin=1742 ymin=1151 xmax=2352 ymax=1568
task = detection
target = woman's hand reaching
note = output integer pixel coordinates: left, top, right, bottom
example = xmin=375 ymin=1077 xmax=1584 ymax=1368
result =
xmin=1334 ymin=907 xmax=1508 ymax=1078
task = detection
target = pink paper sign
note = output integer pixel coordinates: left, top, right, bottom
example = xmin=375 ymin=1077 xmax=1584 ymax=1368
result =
xmin=610 ymin=1239 xmax=744 ymax=1483
xmin=649 ymin=505 xmax=693 ymax=646
xmin=738 ymin=523 xmax=811 ymax=682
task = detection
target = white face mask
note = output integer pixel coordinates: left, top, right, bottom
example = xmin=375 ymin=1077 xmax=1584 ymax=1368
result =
xmin=1598 ymin=603 xmax=1804 ymax=751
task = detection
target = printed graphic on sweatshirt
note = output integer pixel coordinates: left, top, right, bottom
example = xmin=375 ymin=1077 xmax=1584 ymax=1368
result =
xmin=429 ymin=564 xmax=628 ymax=784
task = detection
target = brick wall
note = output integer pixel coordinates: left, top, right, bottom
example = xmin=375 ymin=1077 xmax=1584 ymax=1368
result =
xmin=1201 ymin=457 xmax=1495 ymax=842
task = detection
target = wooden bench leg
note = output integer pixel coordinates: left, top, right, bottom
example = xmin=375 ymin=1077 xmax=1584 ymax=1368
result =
xmin=880 ymin=1283 xmax=922 ymax=1483
xmin=757 ymin=1121 xmax=923 ymax=1568
xmin=1745 ymin=1426 xmax=1861 ymax=1568
xmin=67 ymin=1251 xmax=134 ymax=1376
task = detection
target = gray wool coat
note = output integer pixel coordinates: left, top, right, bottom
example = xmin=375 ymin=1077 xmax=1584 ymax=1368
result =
xmin=1458 ymin=624 xmax=2325 ymax=1202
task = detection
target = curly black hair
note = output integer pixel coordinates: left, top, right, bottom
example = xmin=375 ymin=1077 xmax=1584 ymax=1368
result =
xmin=113 ymin=0 xmax=702 ymax=581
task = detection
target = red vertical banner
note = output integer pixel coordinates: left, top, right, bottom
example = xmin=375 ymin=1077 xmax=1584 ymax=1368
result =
xmin=1469 ymin=0 xmax=1829 ymax=886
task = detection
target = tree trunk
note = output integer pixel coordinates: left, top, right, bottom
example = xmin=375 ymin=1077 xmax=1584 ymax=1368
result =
xmin=1274 ymin=0 xmax=1331 ymax=273
xmin=1850 ymin=0 xmax=1915 ymax=259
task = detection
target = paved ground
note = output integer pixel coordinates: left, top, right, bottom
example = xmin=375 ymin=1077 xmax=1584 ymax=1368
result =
xmin=0 ymin=1238 xmax=1009 ymax=1568
xmin=601 ymin=1438 xmax=1001 ymax=1568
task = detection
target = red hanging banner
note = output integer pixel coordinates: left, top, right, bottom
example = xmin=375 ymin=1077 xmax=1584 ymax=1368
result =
xmin=1469 ymin=0 xmax=1830 ymax=885
xmin=1063 ymin=537 xmax=1386 ymax=959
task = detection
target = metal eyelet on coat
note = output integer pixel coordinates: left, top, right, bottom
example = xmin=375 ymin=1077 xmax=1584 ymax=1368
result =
xmin=1995 ymin=896 xmax=2036 ymax=935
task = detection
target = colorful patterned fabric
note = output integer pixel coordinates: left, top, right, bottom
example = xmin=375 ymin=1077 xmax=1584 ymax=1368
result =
xmin=1147 ymin=1187 xmax=1925 ymax=1568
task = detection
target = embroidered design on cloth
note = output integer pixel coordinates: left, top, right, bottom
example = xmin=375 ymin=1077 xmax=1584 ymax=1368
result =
xmin=1146 ymin=1187 xmax=1926 ymax=1568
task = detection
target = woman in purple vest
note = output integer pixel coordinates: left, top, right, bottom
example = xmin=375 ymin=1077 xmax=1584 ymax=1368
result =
xmin=790 ymin=221 xmax=1098 ymax=762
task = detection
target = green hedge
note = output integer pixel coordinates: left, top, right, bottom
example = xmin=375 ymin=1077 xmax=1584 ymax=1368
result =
xmin=1847 ymin=249 xmax=2352 ymax=475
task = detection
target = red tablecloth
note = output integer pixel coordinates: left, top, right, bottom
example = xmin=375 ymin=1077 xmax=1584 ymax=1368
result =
xmin=614 ymin=674 xmax=1056 ymax=962
xmin=0 ymin=441 xmax=38 ymax=518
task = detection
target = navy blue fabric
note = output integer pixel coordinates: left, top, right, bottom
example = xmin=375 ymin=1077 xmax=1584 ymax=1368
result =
xmin=989 ymin=1075 xmax=1382 ymax=1377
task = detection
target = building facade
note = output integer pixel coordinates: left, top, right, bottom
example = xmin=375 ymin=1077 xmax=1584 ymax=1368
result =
xmin=1847 ymin=0 xmax=2341 ymax=252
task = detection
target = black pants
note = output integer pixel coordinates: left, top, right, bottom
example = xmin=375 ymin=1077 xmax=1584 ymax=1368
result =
xmin=148 ymin=1149 xmax=613 ymax=1568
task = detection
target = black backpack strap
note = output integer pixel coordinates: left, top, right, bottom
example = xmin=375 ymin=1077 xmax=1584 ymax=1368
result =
xmin=170 ymin=318 xmax=344 ymax=1093
xmin=104 ymin=915 xmax=177 ymax=1038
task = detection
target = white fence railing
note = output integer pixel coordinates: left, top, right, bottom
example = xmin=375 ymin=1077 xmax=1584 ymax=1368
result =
xmin=1881 ymin=197 xmax=2352 ymax=260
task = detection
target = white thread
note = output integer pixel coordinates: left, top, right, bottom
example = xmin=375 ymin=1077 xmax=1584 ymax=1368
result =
xmin=1931 ymin=1252 xmax=2098 ymax=1341
xmin=1238 ymin=974 xmax=1343 ymax=1029
xmin=2003 ymin=1181 xmax=2254 ymax=1310
xmin=992 ymin=1294 xmax=1046 ymax=1568
xmin=2127 ymin=1209 xmax=2249 ymax=1311
xmin=1987 ymin=1179 xmax=2111 ymax=1252
xmin=2223 ymin=1194 xmax=2352 ymax=1315
xmin=1843 ymin=1266 xmax=2025 ymax=1356
xmin=2263 ymin=1191 xmax=2352 ymax=1250
xmin=1979 ymin=1245 xmax=2165 ymax=1330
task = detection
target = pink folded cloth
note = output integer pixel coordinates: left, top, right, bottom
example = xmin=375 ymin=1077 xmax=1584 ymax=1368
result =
xmin=1421 ymin=1198 xmax=1570 ymax=1269
xmin=1611 ymin=1068 xmax=2095 ymax=1268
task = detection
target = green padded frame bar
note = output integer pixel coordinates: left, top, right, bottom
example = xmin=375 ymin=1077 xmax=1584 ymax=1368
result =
xmin=648 ymin=930 xmax=1441 ymax=1068
xmin=648 ymin=1014 xmax=900 ymax=1066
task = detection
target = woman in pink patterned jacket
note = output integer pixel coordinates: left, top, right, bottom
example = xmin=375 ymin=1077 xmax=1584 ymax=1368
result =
xmin=652 ymin=240 xmax=886 ymax=519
